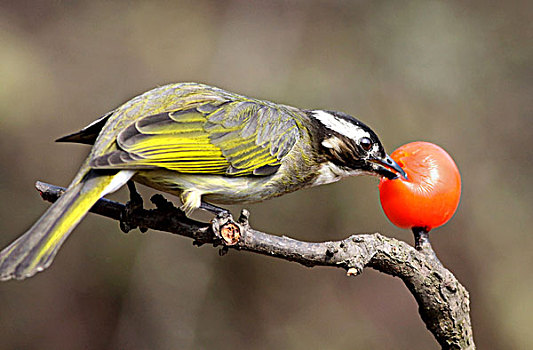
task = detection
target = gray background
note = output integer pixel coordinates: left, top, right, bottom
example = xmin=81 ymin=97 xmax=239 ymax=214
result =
xmin=0 ymin=1 xmax=531 ymax=349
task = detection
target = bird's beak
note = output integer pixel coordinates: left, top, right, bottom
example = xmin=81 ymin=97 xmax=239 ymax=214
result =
xmin=372 ymin=154 xmax=408 ymax=180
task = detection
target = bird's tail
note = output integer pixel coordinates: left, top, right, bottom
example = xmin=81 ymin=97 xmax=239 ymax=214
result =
xmin=0 ymin=170 xmax=134 ymax=281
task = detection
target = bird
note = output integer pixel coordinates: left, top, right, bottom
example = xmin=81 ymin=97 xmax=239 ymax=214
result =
xmin=0 ymin=82 xmax=406 ymax=281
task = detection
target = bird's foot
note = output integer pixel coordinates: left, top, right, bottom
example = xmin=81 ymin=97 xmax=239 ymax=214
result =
xmin=150 ymin=193 xmax=185 ymax=216
xmin=120 ymin=181 xmax=147 ymax=233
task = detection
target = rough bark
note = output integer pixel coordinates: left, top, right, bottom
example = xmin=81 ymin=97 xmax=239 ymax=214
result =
xmin=35 ymin=181 xmax=475 ymax=349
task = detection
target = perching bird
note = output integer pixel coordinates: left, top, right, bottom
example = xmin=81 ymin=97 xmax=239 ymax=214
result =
xmin=0 ymin=82 xmax=405 ymax=281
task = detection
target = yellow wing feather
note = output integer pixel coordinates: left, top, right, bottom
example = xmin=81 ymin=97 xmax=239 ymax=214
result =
xmin=90 ymin=91 xmax=302 ymax=177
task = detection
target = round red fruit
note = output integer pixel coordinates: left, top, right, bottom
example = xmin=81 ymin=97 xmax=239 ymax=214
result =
xmin=379 ymin=142 xmax=461 ymax=231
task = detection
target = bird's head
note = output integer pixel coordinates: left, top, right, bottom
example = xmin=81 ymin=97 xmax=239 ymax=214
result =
xmin=310 ymin=110 xmax=407 ymax=182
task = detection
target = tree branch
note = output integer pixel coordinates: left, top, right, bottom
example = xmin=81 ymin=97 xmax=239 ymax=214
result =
xmin=35 ymin=181 xmax=475 ymax=349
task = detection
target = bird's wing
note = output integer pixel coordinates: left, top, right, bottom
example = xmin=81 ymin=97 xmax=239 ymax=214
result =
xmin=90 ymin=100 xmax=302 ymax=177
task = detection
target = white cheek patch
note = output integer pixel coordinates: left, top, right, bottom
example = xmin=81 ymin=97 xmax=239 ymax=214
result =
xmin=321 ymin=137 xmax=343 ymax=151
xmin=312 ymin=161 xmax=367 ymax=187
xmin=312 ymin=110 xmax=371 ymax=141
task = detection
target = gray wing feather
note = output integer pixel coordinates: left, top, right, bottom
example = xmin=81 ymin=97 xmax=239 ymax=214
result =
xmin=207 ymin=102 xmax=302 ymax=167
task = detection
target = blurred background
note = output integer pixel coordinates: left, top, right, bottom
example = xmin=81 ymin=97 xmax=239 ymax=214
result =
xmin=0 ymin=1 xmax=531 ymax=349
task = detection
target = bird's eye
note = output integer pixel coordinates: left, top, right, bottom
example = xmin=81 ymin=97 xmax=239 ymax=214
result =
xmin=360 ymin=137 xmax=372 ymax=151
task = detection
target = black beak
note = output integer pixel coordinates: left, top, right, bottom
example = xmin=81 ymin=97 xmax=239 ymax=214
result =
xmin=372 ymin=154 xmax=408 ymax=180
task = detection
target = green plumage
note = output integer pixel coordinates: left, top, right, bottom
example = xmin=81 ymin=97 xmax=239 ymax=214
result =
xmin=90 ymin=90 xmax=302 ymax=176
xmin=0 ymin=83 xmax=317 ymax=280
xmin=0 ymin=82 xmax=402 ymax=280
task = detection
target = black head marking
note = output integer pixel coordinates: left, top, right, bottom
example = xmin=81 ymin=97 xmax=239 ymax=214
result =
xmin=308 ymin=110 xmax=387 ymax=170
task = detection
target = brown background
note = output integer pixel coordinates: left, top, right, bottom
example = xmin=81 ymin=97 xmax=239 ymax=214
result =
xmin=0 ymin=1 xmax=531 ymax=349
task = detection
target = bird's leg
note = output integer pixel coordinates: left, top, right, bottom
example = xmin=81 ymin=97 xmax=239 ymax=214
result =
xmin=203 ymin=201 xmax=236 ymax=244
xmin=126 ymin=181 xmax=144 ymax=208
xmin=199 ymin=201 xmax=230 ymax=216
xmin=202 ymin=202 xmax=229 ymax=243
xmin=120 ymin=181 xmax=147 ymax=233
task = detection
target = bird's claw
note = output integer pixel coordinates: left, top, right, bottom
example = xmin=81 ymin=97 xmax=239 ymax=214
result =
xmin=120 ymin=181 xmax=147 ymax=233
xmin=150 ymin=193 xmax=187 ymax=217
xmin=120 ymin=201 xmax=142 ymax=233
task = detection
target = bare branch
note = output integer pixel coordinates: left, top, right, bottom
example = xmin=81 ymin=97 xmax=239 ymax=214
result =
xmin=35 ymin=181 xmax=475 ymax=349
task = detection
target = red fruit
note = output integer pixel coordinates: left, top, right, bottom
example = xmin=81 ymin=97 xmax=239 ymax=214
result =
xmin=379 ymin=142 xmax=461 ymax=231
